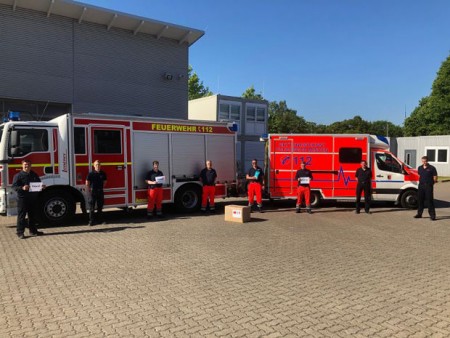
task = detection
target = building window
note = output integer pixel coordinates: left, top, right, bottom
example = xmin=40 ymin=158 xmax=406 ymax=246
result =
xmin=246 ymin=105 xmax=266 ymax=122
xmin=426 ymin=147 xmax=448 ymax=163
xmin=219 ymin=103 xmax=241 ymax=121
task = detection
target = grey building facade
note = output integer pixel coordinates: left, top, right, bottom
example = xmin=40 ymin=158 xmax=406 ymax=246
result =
xmin=188 ymin=94 xmax=269 ymax=175
xmin=392 ymin=135 xmax=450 ymax=176
xmin=0 ymin=0 xmax=203 ymax=121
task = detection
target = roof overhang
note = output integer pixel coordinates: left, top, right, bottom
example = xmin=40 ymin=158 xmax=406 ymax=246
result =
xmin=0 ymin=0 xmax=204 ymax=46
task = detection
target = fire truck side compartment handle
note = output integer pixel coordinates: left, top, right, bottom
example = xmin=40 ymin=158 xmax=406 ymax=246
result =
xmin=44 ymin=166 xmax=53 ymax=174
xmin=376 ymin=175 xmax=383 ymax=177
xmin=275 ymin=170 xmax=279 ymax=174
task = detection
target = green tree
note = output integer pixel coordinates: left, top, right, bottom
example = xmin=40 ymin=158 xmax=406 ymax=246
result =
xmin=188 ymin=65 xmax=213 ymax=100
xmin=404 ymin=54 xmax=450 ymax=135
xmin=268 ymin=100 xmax=309 ymax=133
xmin=242 ymin=85 xmax=264 ymax=100
xmin=369 ymin=120 xmax=404 ymax=137
xmin=327 ymin=116 xmax=371 ymax=134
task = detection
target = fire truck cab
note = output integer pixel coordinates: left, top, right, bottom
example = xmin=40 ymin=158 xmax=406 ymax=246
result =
xmin=266 ymin=134 xmax=419 ymax=208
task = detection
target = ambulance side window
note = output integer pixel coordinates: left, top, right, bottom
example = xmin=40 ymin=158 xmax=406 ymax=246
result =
xmin=339 ymin=148 xmax=362 ymax=163
xmin=74 ymin=127 xmax=86 ymax=154
xmin=375 ymin=153 xmax=402 ymax=173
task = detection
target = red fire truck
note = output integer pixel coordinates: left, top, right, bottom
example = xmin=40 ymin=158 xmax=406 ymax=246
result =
xmin=0 ymin=113 xmax=237 ymax=224
xmin=266 ymin=134 xmax=419 ymax=208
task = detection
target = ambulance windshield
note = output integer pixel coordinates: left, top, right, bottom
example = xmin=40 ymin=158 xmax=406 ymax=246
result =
xmin=375 ymin=153 xmax=402 ymax=173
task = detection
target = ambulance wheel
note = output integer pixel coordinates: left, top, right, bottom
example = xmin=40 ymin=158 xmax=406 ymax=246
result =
xmin=175 ymin=185 xmax=201 ymax=213
xmin=38 ymin=190 xmax=76 ymax=225
xmin=400 ymin=190 xmax=418 ymax=209
xmin=310 ymin=191 xmax=321 ymax=208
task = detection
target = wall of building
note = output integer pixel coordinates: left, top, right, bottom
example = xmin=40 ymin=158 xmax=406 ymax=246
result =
xmin=394 ymin=136 xmax=450 ymax=176
xmin=188 ymin=96 xmax=217 ymax=121
xmin=188 ymin=94 xmax=268 ymax=175
xmin=0 ymin=4 xmax=188 ymax=120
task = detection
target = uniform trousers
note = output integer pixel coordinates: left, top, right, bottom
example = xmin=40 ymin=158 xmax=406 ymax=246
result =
xmin=148 ymin=187 xmax=163 ymax=214
xmin=16 ymin=195 xmax=38 ymax=235
xmin=356 ymin=183 xmax=371 ymax=212
xmin=248 ymin=182 xmax=263 ymax=207
xmin=296 ymin=185 xmax=311 ymax=208
xmin=89 ymin=189 xmax=104 ymax=222
xmin=417 ymin=183 xmax=435 ymax=217
xmin=201 ymin=185 xmax=215 ymax=210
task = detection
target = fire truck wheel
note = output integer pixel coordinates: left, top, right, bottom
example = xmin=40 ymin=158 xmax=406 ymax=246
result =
xmin=39 ymin=190 xmax=76 ymax=225
xmin=310 ymin=191 xmax=321 ymax=208
xmin=175 ymin=185 xmax=202 ymax=213
xmin=400 ymin=190 xmax=418 ymax=209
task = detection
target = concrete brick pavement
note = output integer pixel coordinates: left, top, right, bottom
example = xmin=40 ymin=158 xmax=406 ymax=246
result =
xmin=1 ymin=183 xmax=450 ymax=337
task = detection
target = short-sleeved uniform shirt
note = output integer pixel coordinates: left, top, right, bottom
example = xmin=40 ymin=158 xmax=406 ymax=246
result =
xmin=418 ymin=165 xmax=437 ymax=185
xmin=146 ymin=170 xmax=164 ymax=189
xmin=295 ymin=169 xmax=313 ymax=187
xmin=200 ymin=168 xmax=217 ymax=186
xmin=86 ymin=170 xmax=107 ymax=190
xmin=355 ymin=167 xmax=372 ymax=185
xmin=247 ymin=166 xmax=264 ymax=184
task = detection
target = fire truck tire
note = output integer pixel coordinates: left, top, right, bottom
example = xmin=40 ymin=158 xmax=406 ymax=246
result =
xmin=400 ymin=190 xmax=418 ymax=209
xmin=38 ymin=190 xmax=76 ymax=225
xmin=175 ymin=185 xmax=202 ymax=213
xmin=310 ymin=191 xmax=321 ymax=208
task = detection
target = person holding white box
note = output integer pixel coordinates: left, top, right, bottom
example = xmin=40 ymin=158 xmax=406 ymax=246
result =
xmin=294 ymin=162 xmax=313 ymax=214
xmin=12 ymin=159 xmax=45 ymax=238
xmin=145 ymin=160 xmax=164 ymax=218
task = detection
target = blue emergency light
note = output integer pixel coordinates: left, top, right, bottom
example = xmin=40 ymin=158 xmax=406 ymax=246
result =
xmin=8 ymin=111 xmax=21 ymax=121
xmin=227 ymin=122 xmax=238 ymax=132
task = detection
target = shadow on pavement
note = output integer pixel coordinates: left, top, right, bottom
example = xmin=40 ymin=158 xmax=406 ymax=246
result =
xmin=38 ymin=226 xmax=146 ymax=236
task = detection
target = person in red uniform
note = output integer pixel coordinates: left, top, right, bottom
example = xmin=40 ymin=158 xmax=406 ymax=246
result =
xmin=294 ymin=162 xmax=313 ymax=214
xmin=246 ymin=159 xmax=264 ymax=213
xmin=199 ymin=160 xmax=217 ymax=214
xmin=145 ymin=161 xmax=164 ymax=218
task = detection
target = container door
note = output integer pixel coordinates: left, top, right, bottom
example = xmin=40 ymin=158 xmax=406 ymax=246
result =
xmin=269 ymin=137 xmax=295 ymax=197
xmin=89 ymin=126 xmax=127 ymax=206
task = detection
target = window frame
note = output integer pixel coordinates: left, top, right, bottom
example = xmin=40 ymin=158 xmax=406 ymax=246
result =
xmin=218 ymin=101 xmax=241 ymax=122
xmin=425 ymin=146 xmax=449 ymax=164
xmin=93 ymin=129 xmax=123 ymax=155
xmin=246 ymin=103 xmax=266 ymax=123
xmin=8 ymin=127 xmax=49 ymax=157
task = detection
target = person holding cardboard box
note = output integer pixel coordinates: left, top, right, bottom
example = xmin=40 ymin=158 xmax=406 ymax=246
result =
xmin=246 ymin=159 xmax=264 ymax=213
xmin=12 ymin=159 xmax=45 ymax=239
xmin=199 ymin=160 xmax=217 ymax=213
xmin=294 ymin=162 xmax=313 ymax=214
xmin=145 ymin=160 xmax=164 ymax=218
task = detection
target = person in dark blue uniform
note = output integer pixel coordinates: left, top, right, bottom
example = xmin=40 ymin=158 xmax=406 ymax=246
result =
xmin=12 ymin=160 xmax=45 ymax=239
xmin=355 ymin=160 xmax=372 ymax=214
xmin=86 ymin=160 xmax=107 ymax=226
xmin=414 ymin=156 xmax=438 ymax=220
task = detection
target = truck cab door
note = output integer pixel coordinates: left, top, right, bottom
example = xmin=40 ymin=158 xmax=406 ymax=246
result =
xmin=89 ymin=126 xmax=128 ymax=207
xmin=372 ymin=151 xmax=405 ymax=201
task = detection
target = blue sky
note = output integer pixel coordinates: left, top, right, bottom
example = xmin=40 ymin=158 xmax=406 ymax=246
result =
xmin=80 ymin=0 xmax=450 ymax=126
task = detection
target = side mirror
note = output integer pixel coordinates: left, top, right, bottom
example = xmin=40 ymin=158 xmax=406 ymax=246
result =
xmin=401 ymin=164 xmax=408 ymax=175
xmin=10 ymin=130 xmax=20 ymax=148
